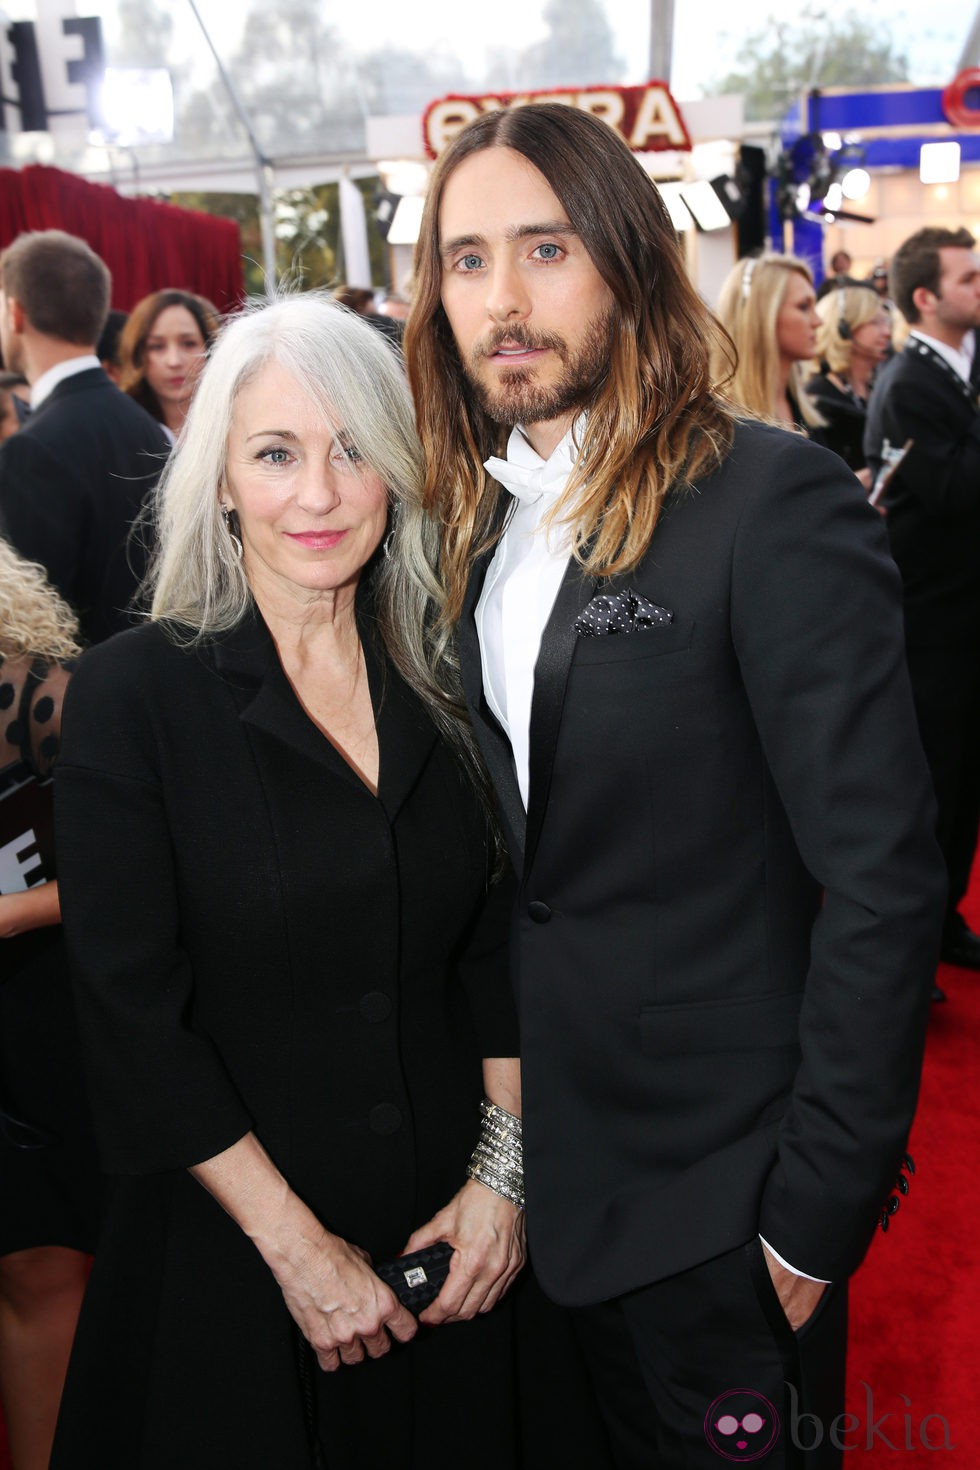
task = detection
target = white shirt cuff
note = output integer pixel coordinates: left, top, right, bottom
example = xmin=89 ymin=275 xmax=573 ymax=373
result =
xmin=759 ymin=1235 xmax=832 ymax=1284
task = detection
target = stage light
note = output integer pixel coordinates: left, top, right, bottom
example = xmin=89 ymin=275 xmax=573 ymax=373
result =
xmin=678 ymin=179 xmax=731 ymax=231
xmin=840 ymin=167 xmax=871 ymax=200
xmin=387 ymin=195 xmax=425 ymax=245
xmin=655 ymin=182 xmax=694 ymax=231
xmin=377 ymin=160 xmax=429 ymax=197
xmin=95 ymin=68 xmax=174 ymax=146
xmin=920 ymin=142 xmax=961 ymax=184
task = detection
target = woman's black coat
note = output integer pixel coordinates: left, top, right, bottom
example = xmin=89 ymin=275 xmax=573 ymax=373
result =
xmin=805 ymin=370 xmax=869 ymax=471
xmin=50 ymin=608 xmax=518 ymax=1468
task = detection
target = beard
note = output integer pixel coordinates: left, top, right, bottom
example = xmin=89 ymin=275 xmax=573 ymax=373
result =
xmin=461 ymin=307 xmax=616 ymax=428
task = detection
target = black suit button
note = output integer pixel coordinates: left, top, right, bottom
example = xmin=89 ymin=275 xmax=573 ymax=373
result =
xmin=527 ymin=901 xmax=552 ymax=923
xmin=359 ymin=991 xmax=392 ymax=1023
xmin=369 ymin=1103 xmax=402 ymax=1136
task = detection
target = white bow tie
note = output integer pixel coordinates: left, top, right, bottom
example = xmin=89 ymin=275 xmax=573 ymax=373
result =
xmin=484 ymin=453 xmax=571 ymax=505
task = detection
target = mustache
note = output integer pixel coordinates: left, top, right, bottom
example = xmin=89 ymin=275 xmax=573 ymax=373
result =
xmin=477 ymin=326 xmax=567 ymax=357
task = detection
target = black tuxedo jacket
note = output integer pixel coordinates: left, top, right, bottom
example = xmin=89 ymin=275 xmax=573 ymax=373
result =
xmin=864 ymin=342 xmax=980 ymax=646
xmin=0 ymin=368 xmax=170 ymax=645
xmin=459 ymin=418 xmax=945 ymax=1307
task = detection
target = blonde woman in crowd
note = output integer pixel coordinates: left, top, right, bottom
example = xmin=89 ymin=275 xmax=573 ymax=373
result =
xmin=0 ymin=540 xmax=100 ymax=1470
xmin=714 ymin=252 xmax=823 ymax=431
xmin=805 ymin=284 xmax=893 ymax=484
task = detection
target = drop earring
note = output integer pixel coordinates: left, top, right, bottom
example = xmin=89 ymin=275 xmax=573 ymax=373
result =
xmin=221 ymin=504 xmax=244 ymax=560
xmin=382 ymin=502 xmax=400 ymax=560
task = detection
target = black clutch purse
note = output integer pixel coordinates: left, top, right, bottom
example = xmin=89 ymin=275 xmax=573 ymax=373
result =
xmin=374 ymin=1242 xmax=454 ymax=1314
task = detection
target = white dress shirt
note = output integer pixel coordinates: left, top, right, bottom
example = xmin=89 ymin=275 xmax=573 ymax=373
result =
xmin=909 ymin=329 xmax=974 ymax=385
xmin=30 ymin=354 xmax=101 ymax=411
xmin=475 ymin=422 xmax=579 ymax=810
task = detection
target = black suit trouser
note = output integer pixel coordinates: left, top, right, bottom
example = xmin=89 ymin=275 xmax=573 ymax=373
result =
xmin=904 ymin=639 xmax=980 ymax=923
xmin=567 ymin=1239 xmax=848 ymax=1469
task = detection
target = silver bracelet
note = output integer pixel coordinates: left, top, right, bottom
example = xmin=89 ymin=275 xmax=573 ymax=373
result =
xmin=466 ymin=1098 xmax=524 ymax=1210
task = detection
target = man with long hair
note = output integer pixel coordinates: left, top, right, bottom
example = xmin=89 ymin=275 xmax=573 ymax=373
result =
xmin=405 ymin=104 xmax=945 ymax=1468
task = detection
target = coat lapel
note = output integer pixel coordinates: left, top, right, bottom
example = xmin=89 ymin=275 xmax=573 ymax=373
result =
xmin=209 ymin=604 xmax=436 ymax=820
xmin=361 ymin=623 xmax=438 ymax=823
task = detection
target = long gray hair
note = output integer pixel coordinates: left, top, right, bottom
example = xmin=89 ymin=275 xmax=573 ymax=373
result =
xmin=147 ymin=292 xmax=482 ymax=784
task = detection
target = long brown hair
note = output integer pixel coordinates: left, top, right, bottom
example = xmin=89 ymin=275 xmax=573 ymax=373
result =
xmin=119 ymin=289 xmax=219 ymax=423
xmin=404 ymin=103 xmax=735 ymax=624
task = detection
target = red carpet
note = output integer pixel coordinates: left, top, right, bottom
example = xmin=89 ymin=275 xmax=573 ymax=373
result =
xmin=841 ymin=892 xmax=980 ymax=1464
xmin=1 ymin=920 xmax=975 ymax=1469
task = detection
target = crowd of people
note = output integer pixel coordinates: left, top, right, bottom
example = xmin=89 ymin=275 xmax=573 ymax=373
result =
xmin=0 ymin=103 xmax=976 ymax=1470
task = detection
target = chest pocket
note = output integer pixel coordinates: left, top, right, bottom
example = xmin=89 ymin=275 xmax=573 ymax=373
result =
xmin=571 ymin=615 xmax=695 ymax=667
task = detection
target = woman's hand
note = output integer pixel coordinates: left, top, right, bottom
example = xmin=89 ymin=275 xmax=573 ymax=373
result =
xmin=0 ymin=883 xmax=62 ymax=939
xmin=272 ymin=1226 xmax=417 ymax=1372
xmin=403 ymin=1179 xmax=526 ymax=1326
xmin=190 ymin=1132 xmax=416 ymax=1372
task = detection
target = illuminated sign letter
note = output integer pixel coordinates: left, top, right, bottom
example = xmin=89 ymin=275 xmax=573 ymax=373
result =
xmin=575 ymin=89 xmax=625 ymax=129
xmin=628 ymin=85 xmax=688 ymax=150
xmin=424 ymin=97 xmax=481 ymax=155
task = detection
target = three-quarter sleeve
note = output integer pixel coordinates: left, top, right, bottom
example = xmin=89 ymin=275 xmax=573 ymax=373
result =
xmin=55 ymin=635 xmax=253 ymax=1174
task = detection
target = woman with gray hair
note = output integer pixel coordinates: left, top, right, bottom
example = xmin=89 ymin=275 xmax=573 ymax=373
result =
xmin=49 ymin=295 xmax=525 ymax=1469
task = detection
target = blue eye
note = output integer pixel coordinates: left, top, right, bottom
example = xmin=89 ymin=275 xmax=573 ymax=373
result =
xmin=458 ymin=254 xmax=483 ymax=271
xmin=534 ymin=243 xmax=562 ymax=260
xmin=261 ymin=447 xmax=291 ymax=465
xmin=331 ymin=440 xmax=363 ymax=466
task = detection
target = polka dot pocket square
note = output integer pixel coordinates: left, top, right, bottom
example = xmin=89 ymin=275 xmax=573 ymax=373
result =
xmin=574 ymin=588 xmax=673 ymax=637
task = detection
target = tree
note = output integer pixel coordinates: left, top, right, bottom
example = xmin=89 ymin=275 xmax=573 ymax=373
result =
xmin=225 ymin=0 xmax=365 ymax=156
xmin=514 ymin=0 xmax=624 ymax=91
xmin=171 ymin=178 xmax=388 ymax=299
xmin=357 ymin=44 xmax=470 ymax=118
xmin=112 ymin=0 xmax=174 ymax=68
xmin=708 ymin=6 xmax=909 ymax=122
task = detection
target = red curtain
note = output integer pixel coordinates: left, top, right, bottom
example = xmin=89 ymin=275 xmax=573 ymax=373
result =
xmin=0 ymin=164 xmax=243 ymax=313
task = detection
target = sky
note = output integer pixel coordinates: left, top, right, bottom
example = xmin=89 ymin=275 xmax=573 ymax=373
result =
xmin=92 ymin=0 xmax=979 ymax=101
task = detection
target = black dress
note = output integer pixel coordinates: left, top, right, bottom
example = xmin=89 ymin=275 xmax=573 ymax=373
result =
xmin=50 ymin=609 xmax=523 ymax=1470
xmin=0 ymin=652 xmax=101 ymax=1257
xmin=805 ymin=371 xmax=869 ymax=471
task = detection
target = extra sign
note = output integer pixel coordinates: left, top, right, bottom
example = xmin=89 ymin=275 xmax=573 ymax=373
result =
xmin=423 ymin=82 xmax=692 ymax=159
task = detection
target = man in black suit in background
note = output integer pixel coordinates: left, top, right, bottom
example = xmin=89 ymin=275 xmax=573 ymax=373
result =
xmin=865 ymin=227 xmax=980 ymax=987
xmin=0 ymin=231 xmax=169 ymax=645
xmin=405 ymin=105 xmax=945 ymax=1468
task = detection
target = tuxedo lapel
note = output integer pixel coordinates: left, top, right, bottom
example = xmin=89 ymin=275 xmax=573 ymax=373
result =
xmin=459 ymin=535 xmax=528 ymax=870
xmin=524 ymin=559 xmax=596 ymax=877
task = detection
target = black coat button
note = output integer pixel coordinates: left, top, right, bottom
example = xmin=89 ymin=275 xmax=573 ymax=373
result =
xmin=527 ymin=901 xmax=552 ymax=923
xmin=369 ymin=1103 xmax=402 ymax=1135
xmin=359 ymin=991 xmax=392 ymax=1023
